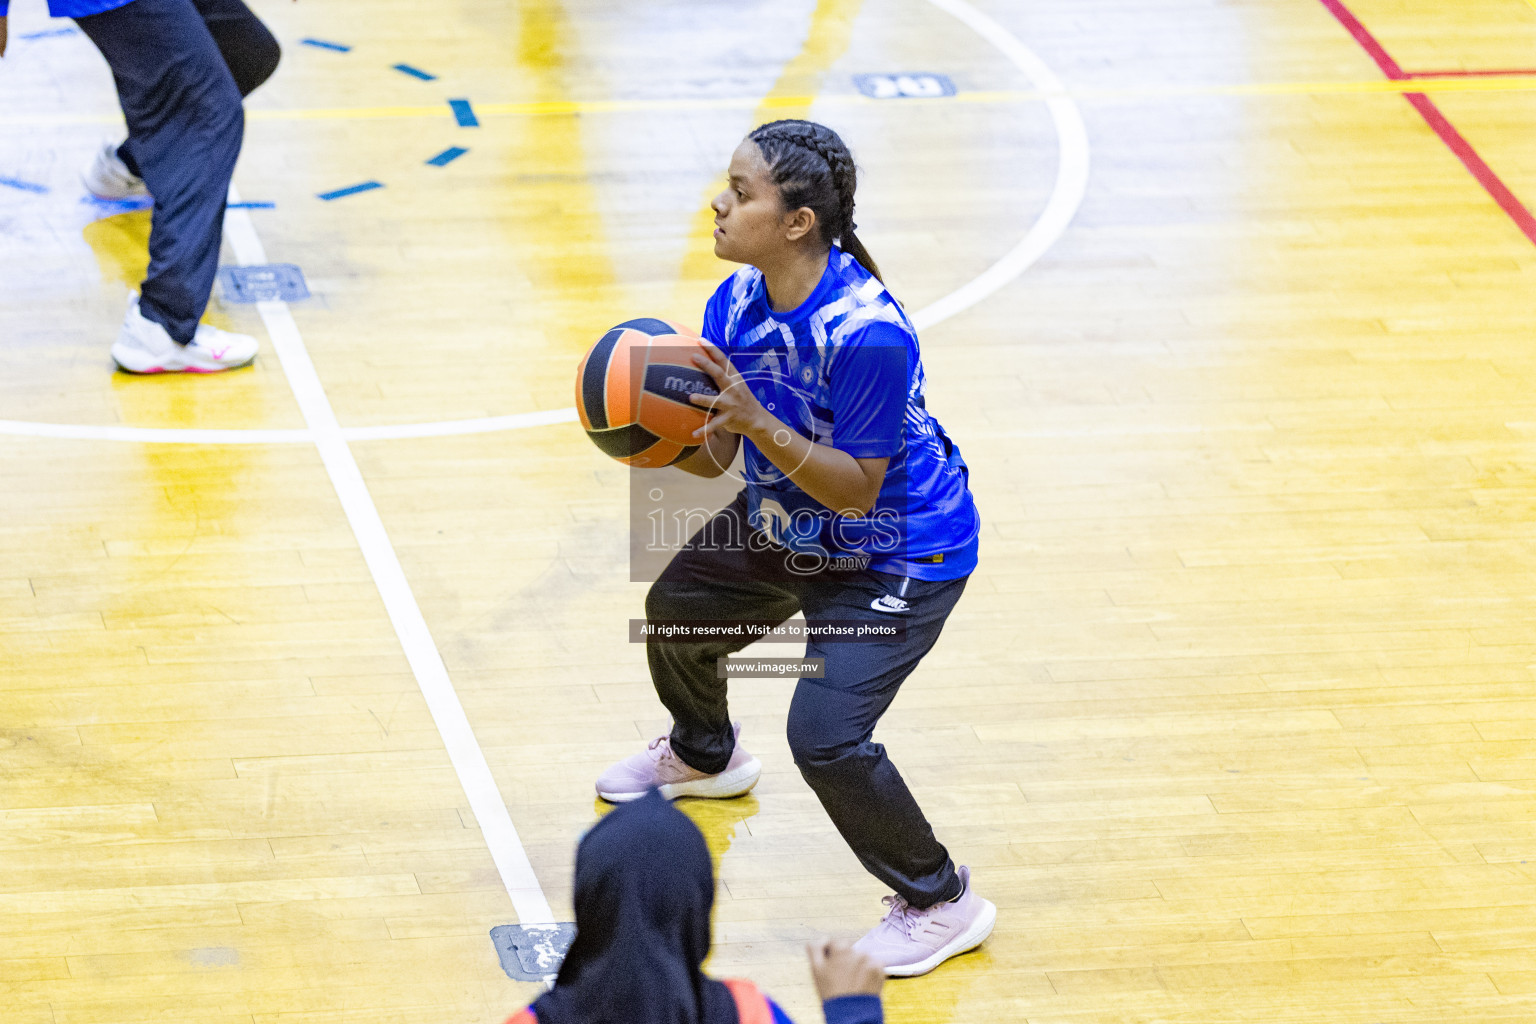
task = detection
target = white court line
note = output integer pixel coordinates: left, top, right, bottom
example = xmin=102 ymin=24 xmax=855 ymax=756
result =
xmin=223 ymin=186 xmax=555 ymax=926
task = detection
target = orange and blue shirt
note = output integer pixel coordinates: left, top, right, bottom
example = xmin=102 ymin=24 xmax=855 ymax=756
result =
xmin=504 ymin=977 xmax=882 ymax=1024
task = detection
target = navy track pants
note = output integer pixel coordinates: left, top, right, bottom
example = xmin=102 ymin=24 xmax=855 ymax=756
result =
xmin=76 ymin=0 xmax=280 ymax=344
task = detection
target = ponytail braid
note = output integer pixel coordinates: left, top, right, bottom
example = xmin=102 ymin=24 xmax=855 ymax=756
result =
xmin=747 ymin=119 xmax=884 ymax=282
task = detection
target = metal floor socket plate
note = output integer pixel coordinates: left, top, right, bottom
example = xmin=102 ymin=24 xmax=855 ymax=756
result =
xmin=490 ymin=923 xmax=577 ymax=982
xmin=217 ymin=263 xmax=311 ymax=303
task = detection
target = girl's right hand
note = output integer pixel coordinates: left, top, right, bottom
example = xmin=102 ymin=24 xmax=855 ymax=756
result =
xmin=807 ymin=937 xmax=885 ymax=1000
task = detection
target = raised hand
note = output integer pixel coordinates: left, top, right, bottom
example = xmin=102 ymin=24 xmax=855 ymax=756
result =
xmin=807 ymin=937 xmax=885 ymax=1001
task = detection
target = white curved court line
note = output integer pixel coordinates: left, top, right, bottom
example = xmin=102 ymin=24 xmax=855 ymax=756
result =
xmin=343 ymin=407 xmax=579 ymax=442
xmin=0 ymin=0 xmax=1088 ymax=447
xmin=0 ymin=420 xmax=313 ymax=444
xmin=0 ymin=409 xmax=579 ymax=446
xmin=909 ymin=0 xmax=1090 ymax=331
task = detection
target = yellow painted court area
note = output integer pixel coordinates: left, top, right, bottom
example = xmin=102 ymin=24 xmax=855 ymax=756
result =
xmin=6 ymin=0 xmax=1536 ymax=1022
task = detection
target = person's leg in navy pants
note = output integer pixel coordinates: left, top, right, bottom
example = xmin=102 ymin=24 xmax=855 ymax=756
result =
xmin=790 ymin=571 xmax=968 ymax=908
xmin=75 ymin=0 xmax=279 ymax=345
xmin=646 ymin=493 xmax=802 ymax=773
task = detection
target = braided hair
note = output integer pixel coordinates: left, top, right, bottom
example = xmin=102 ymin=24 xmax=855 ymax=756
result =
xmin=747 ymin=119 xmax=883 ymax=282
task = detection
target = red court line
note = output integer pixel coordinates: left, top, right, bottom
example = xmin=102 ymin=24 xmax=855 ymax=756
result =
xmin=1318 ymin=0 xmax=1408 ymax=78
xmin=1317 ymin=0 xmax=1536 ymax=247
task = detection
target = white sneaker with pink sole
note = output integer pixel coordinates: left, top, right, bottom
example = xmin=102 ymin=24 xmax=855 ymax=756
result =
xmin=111 ymin=295 xmax=258 ymax=374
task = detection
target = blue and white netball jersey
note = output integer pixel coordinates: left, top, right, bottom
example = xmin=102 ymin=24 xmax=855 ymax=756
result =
xmin=700 ymin=247 xmax=980 ymax=581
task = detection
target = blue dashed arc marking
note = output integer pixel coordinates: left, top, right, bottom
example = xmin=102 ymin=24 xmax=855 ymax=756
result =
xmin=0 ymin=177 xmax=49 ymax=194
xmin=296 ymin=42 xmax=474 ymax=185
xmin=318 ymin=181 xmax=383 ymax=201
xmin=12 ymin=38 xmax=473 ymax=206
xmin=427 ymin=147 xmax=468 ymax=167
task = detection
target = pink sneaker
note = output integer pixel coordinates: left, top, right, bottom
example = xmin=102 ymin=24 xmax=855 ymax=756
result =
xmin=595 ymin=724 xmax=762 ymax=803
xmin=852 ymin=865 xmax=997 ymax=977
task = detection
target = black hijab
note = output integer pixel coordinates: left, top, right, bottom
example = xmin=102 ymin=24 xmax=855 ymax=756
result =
xmin=531 ymin=789 xmax=740 ymax=1024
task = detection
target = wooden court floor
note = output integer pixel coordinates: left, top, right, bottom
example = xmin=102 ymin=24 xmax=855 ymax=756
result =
xmin=6 ymin=0 xmax=1536 ymax=1021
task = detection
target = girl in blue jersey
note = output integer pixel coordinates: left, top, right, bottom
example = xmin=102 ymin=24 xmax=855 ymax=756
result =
xmin=596 ymin=120 xmax=995 ymax=978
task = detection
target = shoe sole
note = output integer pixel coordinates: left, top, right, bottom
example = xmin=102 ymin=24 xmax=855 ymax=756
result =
xmin=596 ymin=756 xmax=762 ymax=804
xmin=112 ymin=342 xmax=255 ymax=374
xmin=883 ymin=897 xmax=997 ymax=978
xmin=84 ymin=178 xmax=150 ymax=202
xmin=86 ymin=187 xmax=151 ymax=202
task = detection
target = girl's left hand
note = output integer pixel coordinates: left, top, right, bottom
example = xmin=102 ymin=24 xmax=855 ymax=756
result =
xmin=688 ymin=339 xmax=772 ymax=440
